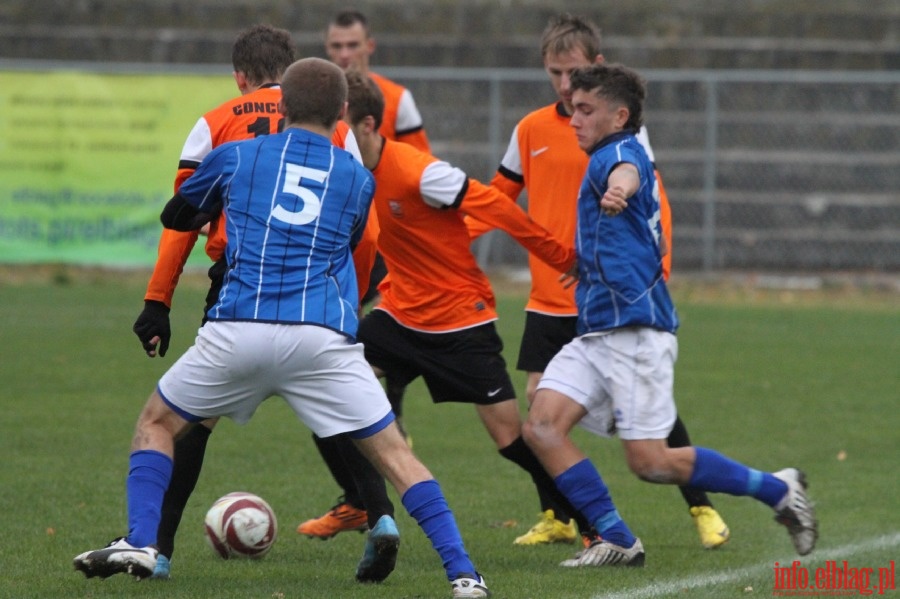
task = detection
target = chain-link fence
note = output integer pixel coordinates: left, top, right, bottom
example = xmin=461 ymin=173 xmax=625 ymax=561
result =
xmin=1 ymin=62 xmax=895 ymax=272
xmin=380 ymin=67 xmax=900 ymax=273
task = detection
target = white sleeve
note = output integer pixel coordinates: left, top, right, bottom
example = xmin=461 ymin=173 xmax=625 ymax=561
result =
xmin=498 ymin=124 xmax=523 ymax=176
xmin=394 ymin=89 xmax=425 ymax=134
xmin=419 ymin=160 xmax=468 ymax=208
xmin=342 ymin=129 xmax=363 ymax=164
xmin=179 ymin=117 xmax=214 ymax=163
xmin=636 ymin=125 xmax=656 ymax=163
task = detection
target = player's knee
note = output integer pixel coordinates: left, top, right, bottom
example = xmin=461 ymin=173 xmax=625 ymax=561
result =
xmin=625 ymin=449 xmax=676 ymax=484
xmin=521 ymin=417 xmax=557 ymax=452
xmin=521 ymin=419 xmax=537 ymax=446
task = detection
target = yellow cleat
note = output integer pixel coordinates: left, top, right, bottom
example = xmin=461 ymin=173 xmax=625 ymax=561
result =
xmin=690 ymin=506 xmax=730 ymax=549
xmin=514 ymin=509 xmax=577 ymax=545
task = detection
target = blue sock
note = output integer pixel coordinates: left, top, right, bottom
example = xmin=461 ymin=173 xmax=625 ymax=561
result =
xmin=126 ymin=449 xmax=173 ymax=548
xmin=402 ymin=479 xmax=475 ymax=581
xmin=689 ymin=447 xmax=788 ymax=507
xmin=554 ymin=459 xmax=635 ymax=547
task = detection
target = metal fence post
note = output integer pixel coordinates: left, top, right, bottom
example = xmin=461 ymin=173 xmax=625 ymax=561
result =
xmin=702 ymin=76 xmax=720 ymax=272
xmin=474 ymin=74 xmax=505 ymax=266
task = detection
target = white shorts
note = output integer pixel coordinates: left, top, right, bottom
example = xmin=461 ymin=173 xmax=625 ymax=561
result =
xmin=536 ymin=328 xmax=678 ymax=440
xmin=158 ymin=321 xmax=392 ymax=438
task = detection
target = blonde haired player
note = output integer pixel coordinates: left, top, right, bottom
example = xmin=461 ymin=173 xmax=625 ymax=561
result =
xmin=523 ymin=62 xmax=817 ymax=567
xmin=468 ymin=13 xmax=730 ymax=550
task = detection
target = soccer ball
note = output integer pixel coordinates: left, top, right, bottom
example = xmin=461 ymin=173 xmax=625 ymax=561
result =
xmin=204 ymin=492 xmax=278 ymax=559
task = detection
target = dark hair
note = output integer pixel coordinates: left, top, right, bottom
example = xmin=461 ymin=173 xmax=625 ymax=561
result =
xmin=231 ymin=24 xmax=296 ymax=87
xmin=345 ymin=69 xmax=385 ymax=130
xmin=331 ymin=9 xmax=370 ymax=34
xmin=570 ymin=63 xmax=645 ymax=132
xmin=540 ymin=13 xmax=602 ymax=59
xmin=281 ymin=58 xmax=348 ymax=128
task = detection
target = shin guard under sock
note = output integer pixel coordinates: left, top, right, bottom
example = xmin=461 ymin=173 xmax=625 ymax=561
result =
xmin=667 ymin=416 xmax=714 ymax=509
xmin=402 ymin=479 xmax=475 ymax=580
xmin=127 ymin=449 xmax=173 ymax=548
xmin=499 ymin=436 xmax=591 ymax=534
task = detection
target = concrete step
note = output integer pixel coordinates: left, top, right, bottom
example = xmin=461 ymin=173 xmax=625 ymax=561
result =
xmin=670 ymin=192 xmax=900 ymax=231
xmin=2 ymin=27 xmax=894 ymax=70
xmin=673 ymin=229 xmax=900 ymax=270
xmin=647 ymin=112 xmax=900 ymax=154
xmin=1 ymin=0 xmax=897 ymax=69
xmin=3 ymin=0 xmax=897 ymax=40
xmin=658 ymin=153 xmax=900 ymax=193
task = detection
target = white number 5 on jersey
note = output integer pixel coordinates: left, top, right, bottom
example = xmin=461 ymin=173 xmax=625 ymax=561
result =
xmin=272 ymin=163 xmax=327 ymax=226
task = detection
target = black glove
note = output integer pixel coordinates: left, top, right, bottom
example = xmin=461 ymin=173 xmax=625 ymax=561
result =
xmin=133 ymin=300 xmax=171 ymax=357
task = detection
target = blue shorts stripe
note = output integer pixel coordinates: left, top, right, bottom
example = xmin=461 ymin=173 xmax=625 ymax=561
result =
xmin=156 ymin=384 xmax=205 ymax=423
xmin=348 ymin=411 xmax=396 ymax=440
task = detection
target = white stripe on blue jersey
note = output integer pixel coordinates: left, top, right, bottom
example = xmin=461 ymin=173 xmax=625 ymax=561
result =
xmin=177 ymin=128 xmax=375 ymax=339
xmin=575 ymin=131 xmax=678 ymax=335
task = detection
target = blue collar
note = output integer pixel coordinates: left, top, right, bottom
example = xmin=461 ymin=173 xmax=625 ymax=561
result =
xmin=585 ymin=130 xmax=635 ymax=156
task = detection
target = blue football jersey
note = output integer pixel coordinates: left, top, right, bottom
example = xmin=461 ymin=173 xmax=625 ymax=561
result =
xmin=177 ymin=128 xmax=375 ymax=338
xmin=575 ymin=131 xmax=678 ymax=335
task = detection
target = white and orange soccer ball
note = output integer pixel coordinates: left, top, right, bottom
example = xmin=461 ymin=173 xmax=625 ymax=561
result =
xmin=204 ymin=492 xmax=278 ymax=559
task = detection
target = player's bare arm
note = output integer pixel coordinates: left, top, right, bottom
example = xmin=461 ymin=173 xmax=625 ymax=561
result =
xmin=601 ymin=163 xmax=638 ymax=216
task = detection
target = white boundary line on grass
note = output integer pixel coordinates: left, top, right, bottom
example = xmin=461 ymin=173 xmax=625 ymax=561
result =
xmin=593 ymin=532 xmax=900 ymax=599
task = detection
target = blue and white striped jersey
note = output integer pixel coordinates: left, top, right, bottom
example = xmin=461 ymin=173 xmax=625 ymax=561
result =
xmin=575 ymin=131 xmax=678 ymax=335
xmin=177 ymin=127 xmax=375 ymax=338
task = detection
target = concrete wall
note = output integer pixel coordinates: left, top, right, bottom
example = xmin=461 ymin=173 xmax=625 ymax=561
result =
xmin=2 ymin=0 xmax=898 ymax=272
xmin=2 ymin=0 xmax=897 ymax=69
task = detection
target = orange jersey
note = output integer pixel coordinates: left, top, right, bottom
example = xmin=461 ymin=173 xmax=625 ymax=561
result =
xmin=656 ymin=169 xmax=672 ymax=278
xmin=369 ymin=72 xmax=430 ymax=152
xmin=145 ymin=85 xmax=358 ymax=307
xmin=482 ymin=102 xmax=672 ymax=316
xmin=352 ymin=207 xmax=380 ymax=300
xmin=372 ymin=139 xmax=574 ymax=332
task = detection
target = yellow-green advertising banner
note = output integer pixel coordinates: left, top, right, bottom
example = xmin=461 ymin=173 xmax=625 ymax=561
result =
xmin=0 ymin=69 xmax=236 ymax=265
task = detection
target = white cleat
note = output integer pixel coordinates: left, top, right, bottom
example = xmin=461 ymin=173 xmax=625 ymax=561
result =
xmin=73 ymin=537 xmax=158 ymax=580
xmin=451 ymin=572 xmax=490 ymax=597
xmin=560 ymin=537 xmax=645 ymax=568
xmin=773 ymin=468 xmax=818 ymax=555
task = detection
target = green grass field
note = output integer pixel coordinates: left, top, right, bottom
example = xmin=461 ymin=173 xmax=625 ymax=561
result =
xmin=1 ymin=269 xmax=898 ymax=599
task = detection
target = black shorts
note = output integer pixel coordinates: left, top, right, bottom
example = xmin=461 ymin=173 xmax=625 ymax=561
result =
xmin=516 ymin=311 xmax=577 ymax=373
xmin=358 ymin=310 xmax=516 ymax=405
